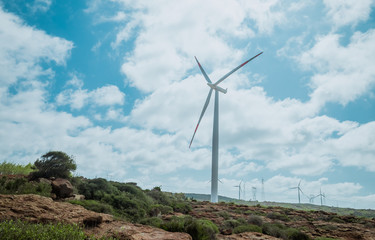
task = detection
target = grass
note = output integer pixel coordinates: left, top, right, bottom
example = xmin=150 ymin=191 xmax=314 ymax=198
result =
xmin=0 ymin=220 xmax=119 ymax=240
xmin=0 ymin=220 xmax=86 ymax=240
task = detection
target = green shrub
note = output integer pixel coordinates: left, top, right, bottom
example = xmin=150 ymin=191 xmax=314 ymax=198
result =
xmin=139 ymin=217 xmax=163 ymax=228
xmin=149 ymin=204 xmax=173 ymax=216
xmin=186 ymin=219 xmax=219 ymax=240
xmin=247 ymin=215 xmax=263 ymax=226
xmin=233 ymin=224 xmax=262 ymax=234
xmin=222 ymin=219 xmax=241 ymax=229
xmin=146 ymin=187 xmax=172 ymax=206
xmin=329 ymin=217 xmax=345 ymax=224
xmin=262 ymin=223 xmax=309 ymax=240
xmin=161 ymin=216 xmax=218 ymax=240
xmin=172 ymin=201 xmax=192 ymax=214
xmin=69 ymin=199 xmax=114 ymax=214
xmin=0 ymin=162 xmax=35 ymax=175
xmin=161 ymin=216 xmax=186 ymax=232
xmin=0 ymin=177 xmax=52 ymax=197
xmin=262 ymin=223 xmax=287 ymax=239
xmin=0 ymin=220 xmax=86 ymax=240
xmin=286 ymin=228 xmax=310 ymax=240
xmin=217 ymin=211 xmax=231 ymax=220
xmin=266 ymin=212 xmax=290 ymax=222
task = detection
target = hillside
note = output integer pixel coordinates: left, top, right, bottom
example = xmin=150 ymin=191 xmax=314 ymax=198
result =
xmin=185 ymin=193 xmax=375 ymax=218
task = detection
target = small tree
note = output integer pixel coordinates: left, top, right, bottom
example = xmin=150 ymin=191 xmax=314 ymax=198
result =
xmin=31 ymin=151 xmax=76 ymax=179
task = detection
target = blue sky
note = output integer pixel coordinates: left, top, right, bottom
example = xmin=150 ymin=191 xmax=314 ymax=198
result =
xmin=1 ymin=0 xmax=375 ymax=209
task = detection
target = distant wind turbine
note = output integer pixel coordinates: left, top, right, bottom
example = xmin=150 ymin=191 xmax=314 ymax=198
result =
xmin=189 ymin=52 xmax=263 ymax=203
xmin=290 ymin=180 xmax=303 ymax=204
xmin=317 ymin=188 xmax=326 ymax=206
xmin=234 ymin=180 xmax=243 ymax=200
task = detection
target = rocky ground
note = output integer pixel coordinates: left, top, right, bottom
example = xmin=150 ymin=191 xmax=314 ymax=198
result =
xmin=0 ymin=194 xmax=191 ymax=240
xmin=1 ymin=194 xmax=375 ymax=239
xmin=187 ymin=201 xmax=375 ymax=240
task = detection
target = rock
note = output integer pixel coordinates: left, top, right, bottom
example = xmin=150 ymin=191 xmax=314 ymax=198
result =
xmin=64 ymin=194 xmax=85 ymax=201
xmin=51 ymin=178 xmax=74 ymax=199
xmin=0 ymin=194 xmax=110 ymax=225
xmin=37 ymin=178 xmax=51 ymax=185
xmin=83 ymin=215 xmax=103 ymax=228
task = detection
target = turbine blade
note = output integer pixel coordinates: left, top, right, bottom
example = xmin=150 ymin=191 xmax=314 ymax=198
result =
xmin=189 ymin=88 xmax=213 ymax=148
xmin=195 ymin=56 xmax=212 ymax=84
xmin=214 ymin=52 xmax=263 ymax=86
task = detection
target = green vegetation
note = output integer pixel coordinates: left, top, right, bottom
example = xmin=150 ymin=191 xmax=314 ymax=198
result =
xmin=71 ymin=177 xmax=191 ymax=223
xmin=0 ymin=176 xmax=52 ymax=196
xmin=247 ymin=214 xmax=263 ymax=226
xmin=30 ymin=151 xmax=76 ymax=179
xmin=0 ymin=161 xmax=35 ymax=175
xmin=0 ymin=220 xmax=86 ymax=240
xmin=233 ymin=224 xmax=262 ymax=234
xmin=266 ymin=212 xmax=291 ymax=222
xmin=262 ymin=222 xmax=310 ymax=240
xmin=160 ymin=216 xmax=218 ymax=240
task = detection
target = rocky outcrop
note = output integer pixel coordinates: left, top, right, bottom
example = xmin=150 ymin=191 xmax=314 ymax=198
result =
xmin=0 ymin=194 xmax=110 ymax=225
xmin=51 ymin=178 xmax=74 ymax=198
xmin=0 ymin=194 xmax=192 ymax=240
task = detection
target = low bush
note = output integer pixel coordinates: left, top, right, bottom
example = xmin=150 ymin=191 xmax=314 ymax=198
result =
xmin=329 ymin=217 xmax=345 ymax=224
xmin=222 ymin=219 xmax=241 ymax=229
xmin=0 ymin=161 xmax=35 ymax=175
xmin=161 ymin=216 xmax=186 ymax=232
xmin=233 ymin=224 xmax=262 ymax=234
xmin=285 ymin=228 xmax=310 ymax=240
xmin=69 ymin=200 xmax=114 ymax=215
xmin=161 ymin=216 xmax=218 ymax=240
xmin=262 ymin=222 xmax=310 ymax=240
xmin=0 ymin=220 xmax=86 ymax=240
xmin=139 ymin=217 xmax=163 ymax=228
xmin=0 ymin=176 xmax=52 ymax=197
xmin=186 ymin=219 xmax=219 ymax=240
xmin=172 ymin=201 xmax=192 ymax=214
xmin=217 ymin=211 xmax=231 ymax=220
xmin=149 ymin=204 xmax=173 ymax=217
xmin=262 ymin=222 xmax=287 ymax=238
xmin=247 ymin=215 xmax=263 ymax=226
xmin=266 ymin=212 xmax=290 ymax=222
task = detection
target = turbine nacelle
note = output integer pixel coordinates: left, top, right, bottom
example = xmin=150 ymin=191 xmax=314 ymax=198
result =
xmin=207 ymin=83 xmax=227 ymax=94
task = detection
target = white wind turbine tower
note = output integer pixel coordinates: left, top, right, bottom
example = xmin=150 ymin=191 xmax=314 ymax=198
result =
xmin=290 ymin=180 xmax=303 ymax=204
xmin=189 ymin=52 xmax=263 ymax=203
xmin=234 ymin=180 xmax=243 ymax=200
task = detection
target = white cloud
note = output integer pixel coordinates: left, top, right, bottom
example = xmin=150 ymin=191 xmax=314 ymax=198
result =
xmin=110 ymin=0 xmax=289 ymax=92
xmin=57 ymin=82 xmax=125 ymax=110
xmin=323 ymin=0 xmax=374 ymax=28
xmin=98 ymin=11 xmax=127 ymax=23
xmin=28 ymin=0 xmax=52 ymax=13
xmin=330 ymin=122 xmax=375 ymax=171
xmin=0 ymin=7 xmax=73 ymax=87
xmin=300 ymin=29 xmax=375 ymax=107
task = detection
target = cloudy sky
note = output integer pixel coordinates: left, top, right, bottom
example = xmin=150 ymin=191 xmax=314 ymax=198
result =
xmin=1 ymin=0 xmax=375 ymax=209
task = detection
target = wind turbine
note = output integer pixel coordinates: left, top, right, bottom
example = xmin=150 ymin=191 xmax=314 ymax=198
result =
xmin=290 ymin=180 xmax=303 ymax=204
xmin=234 ymin=180 xmax=243 ymax=200
xmin=317 ymin=188 xmax=326 ymax=206
xmin=189 ymin=52 xmax=263 ymax=203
